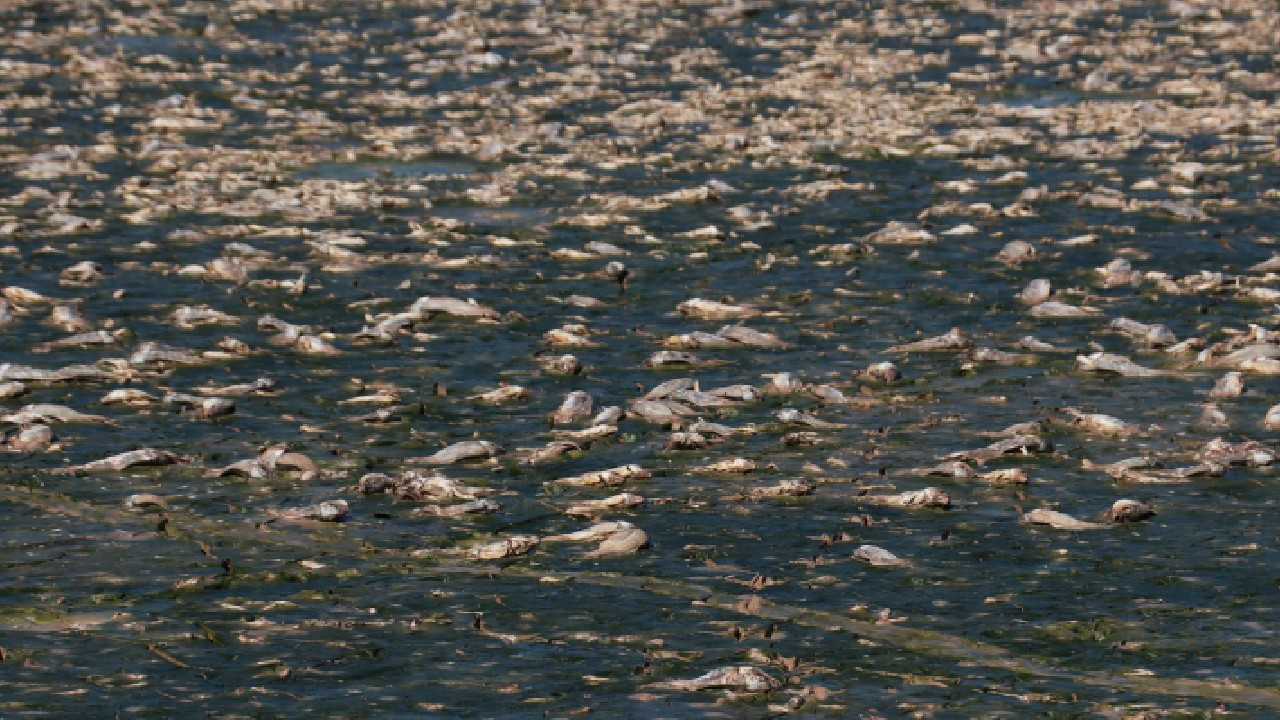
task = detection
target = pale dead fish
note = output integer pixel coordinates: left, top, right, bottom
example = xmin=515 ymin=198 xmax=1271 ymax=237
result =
xmin=1021 ymin=508 xmax=1106 ymax=530
xmin=654 ymin=666 xmax=780 ymax=693
xmin=2 ymin=403 xmax=113 ymax=425
xmin=272 ymin=500 xmax=348 ymax=522
xmin=1075 ymin=352 xmax=1166 ymax=377
xmin=551 ymin=465 xmax=650 ymax=487
xmin=551 ymin=390 xmax=593 ymax=425
xmin=853 ymin=544 xmax=909 ymax=567
xmin=564 ymin=493 xmax=646 ymax=516
xmin=413 ymin=440 xmax=503 ymax=465
xmin=1104 ymin=499 xmax=1155 ymax=523
xmin=676 ymin=297 xmax=760 ymax=320
xmin=468 ymin=385 xmax=531 ymax=403
xmin=888 ymin=327 xmax=970 ymax=353
xmin=860 ymin=487 xmax=951 ymax=509
xmin=61 ymin=448 xmax=184 ymax=473
xmin=690 ymin=457 xmax=756 ymax=474
xmin=1064 ymin=408 xmax=1142 ymax=436
xmin=7 ymin=424 xmax=53 ymax=452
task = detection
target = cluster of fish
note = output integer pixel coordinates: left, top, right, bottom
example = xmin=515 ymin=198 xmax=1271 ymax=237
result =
xmin=5 ymin=0 xmax=1280 ymax=715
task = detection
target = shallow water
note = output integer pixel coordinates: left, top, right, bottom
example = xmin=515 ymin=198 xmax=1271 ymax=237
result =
xmin=3 ymin=0 xmax=1280 ymax=717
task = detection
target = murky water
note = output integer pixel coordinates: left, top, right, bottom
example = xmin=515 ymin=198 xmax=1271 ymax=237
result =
xmin=3 ymin=0 xmax=1280 ymax=716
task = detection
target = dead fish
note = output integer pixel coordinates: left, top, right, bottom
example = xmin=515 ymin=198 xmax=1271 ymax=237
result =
xmin=584 ymin=526 xmax=650 ymax=558
xmin=1075 ymin=352 xmax=1165 ymax=377
xmin=258 ymin=315 xmax=311 ymax=345
xmin=687 ymin=419 xmax=746 ymax=438
xmin=357 ymin=470 xmax=490 ymax=500
xmin=966 ymin=347 xmax=1037 ymax=365
xmin=407 ymin=295 xmax=500 ymax=320
xmin=62 ymin=448 xmax=184 ymax=473
xmin=551 ymin=391 xmax=593 ymax=425
xmin=1110 ymin=318 xmax=1177 ymax=348
xmin=946 ymin=435 xmax=1053 ymax=463
xmin=669 ymin=389 xmax=737 ymax=408
xmin=654 ymin=666 xmax=780 ymax=693
xmin=861 ymin=487 xmax=951 ymax=509
xmin=272 ymin=500 xmax=347 ymax=522
xmin=1104 ymin=499 xmax=1155 ymax=523
xmin=691 ymin=457 xmax=756 ymax=474
xmin=1208 ymin=372 xmax=1246 ymax=399
xmin=542 ymin=517 xmax=637 ymax=540
xmin=748 ymin=478 xmax=816 ymax=497
xmin=996 ymin=240 xmax=1037 ymax=264
xmin=123 ymin=493 xmax=169 ymax=512
xmin=1028 ymin=301 xmax=1101 ymax=318
xmin=1198 ymin=438 xmax=1276 ymax=467
xmin=592 ymin=406 xmax=624 ymax=424
xmin=521 ymin=440 xmax=582 ymax=464
xmin=912 ymin=461 xmax=975 ymax=478
xmin=1264 ymin=404 xmax=1280 ymax=430
xmin=774 ymin=408 xmax=847 ymax=428
xmin=981 ymin=420 xmax=1049 ymax=439
xmin=664 ymin=432 xmax=709 ymax=450
xmin=864 ymin=220 xmax=936 ymax=244
xmin=0 ymin=381 xmax=27 ymax=399
xmin=707 ymin=384 xmax=762 ymax=402
xmin=856 ymin=361 xmax=901 ymax=382
xmin=1095 ymin=257 xmax=1136 ymax=285
xmin=2 ymin=403 xmax=113 ymax=425
xmin=761 ymin=372 xmax=806 ymax=394
xmin=977 ymin=468 xmax=1029 ymax=485
xmin=462 ymin=535 xmax=540 ymax=560
xmin=3 ymin=286 xmax=56 ymax=304
xmin=415 ymin=499 xmax=502 ymax=517
xmin=198 ymin=378 xmax=276 ymax=396
xmin=1019 ymin=278 xmax=1051 ymax=305
xmin=468 ymin=385 xmax=531 ymax=403
xmin=60 ymin=260 xmax=103 ymax=286
xmin=628 ymin=399 xmax=693 ymax=426
xmin=544 ymin=324 xmax=599 ymax=347
xmin=564 ymin=493 xmax=646 ymax=516
xmin=1200 ymin=403 xmax=1230 ymax=427
xmin=643 ymin=378 xmax=698 ymax=400
xmin=47 ymin=305 xmax=91 ymax=333
xmin=676 ymin=298 xmax=760 ymax=320
xmin=129 ymin=342 xmax=203 ymax=366
xmin=782 ymin=431 xmax=821 ymax=446
xmin=414 ymin=440 xmax=503 ymax=465
xmin=164 ymin=393 xmax=235 ymax=418
xmin=169 ymin=305 xmax=238 ymax=329
xmin=715 ymin=325 xmax=788 ymax=349
xmin=100 ymin=388 xmax=159 ymax=406
xmin=295 ymin=335 xmax=340 ymax=355
xmin=7 ymin=424 xmax=53 ymax=452
xmin=552 ymin=423 xmax=617 ymax=441
xmin=552 ymin=465 xmax=651 ymax=487
xmin=1014 ymin=336 xmax=1064 ymax=352
xmin=1082 ymin=456 xmax=1164 ymax=479
xmin=1021 ymin=508 xmax=1106 ymax=530
xmin=853 ymin=544 xmax=909 ymax=567
xmin=888 ymin=327 xmax=970 ymax=353
xmin=1064 ymin=408 xmax=1142 ymax=437
xmin=205 ymin=257 xmax=248 ymax=283
xmin=36 ymin=329 xmax=130 ymax=352
xmin=647 ymin=350 xmax=698 ymax=367
xmin=807 ymin=384 xmax=850 ymax=404
xmin=663 ymin=331 xmax=739 ymax=349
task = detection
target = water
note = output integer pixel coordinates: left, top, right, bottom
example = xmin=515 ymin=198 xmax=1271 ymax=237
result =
xmin=2 ymin=0 xmax=1280 ymax=716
